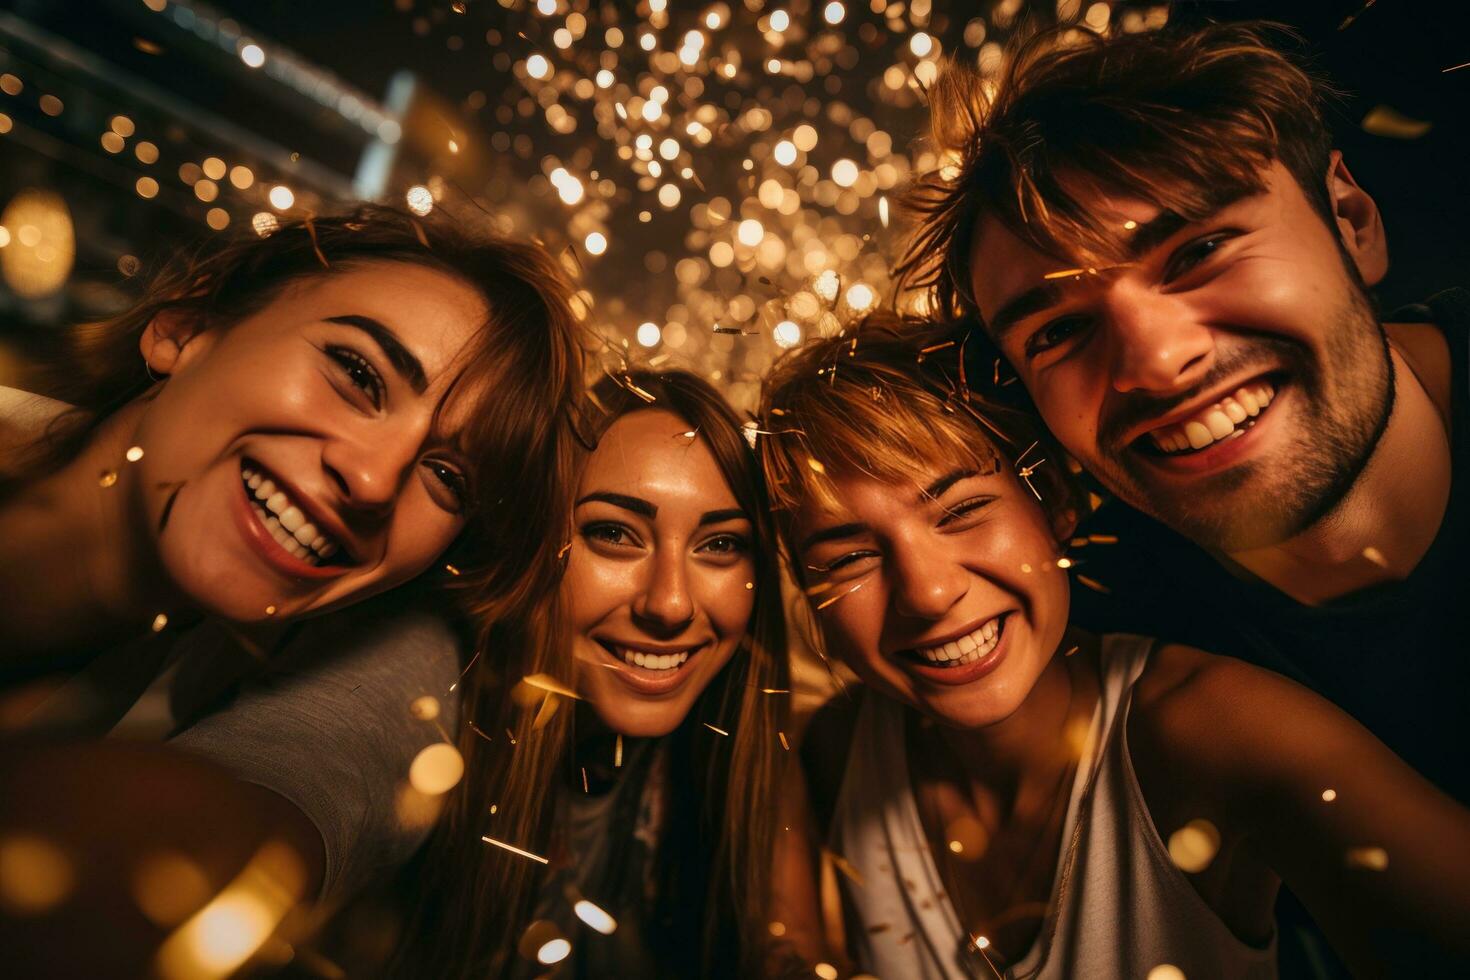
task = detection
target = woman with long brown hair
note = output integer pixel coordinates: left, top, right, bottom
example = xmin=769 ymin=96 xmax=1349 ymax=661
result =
xmin=0 ymin=205 xmax=587 ymax=975
xmin=403 ymin=369 xmax=790 ymax=978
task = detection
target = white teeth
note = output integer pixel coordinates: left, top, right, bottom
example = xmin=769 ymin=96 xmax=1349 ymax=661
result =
xmin=241 ymin=465 xmax=343 ymax=564
xmin=911 ymin=618 xmax=1003 ymax=667
xmin=1146 ymin=381 xmax=1278 ymax=455
xmin=621 ymin=648 xmax=692 ymax=671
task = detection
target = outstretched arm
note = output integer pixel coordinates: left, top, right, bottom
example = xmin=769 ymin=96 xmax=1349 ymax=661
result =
xmin=1132 ymin=645 xmax=1470 ymax=976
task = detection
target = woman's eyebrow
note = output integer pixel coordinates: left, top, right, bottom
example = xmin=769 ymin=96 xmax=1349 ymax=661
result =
xmin=325 ymin=314 xmax=428 ymax=393
xmin=698 ymin=508 xmax=748 ymax=527
xmin=576 ymin=491 xmax=656 ymax=517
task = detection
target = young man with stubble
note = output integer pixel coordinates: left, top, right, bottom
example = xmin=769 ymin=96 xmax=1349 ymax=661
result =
xmin=900 ymin=20 xmax=1469 ymax=977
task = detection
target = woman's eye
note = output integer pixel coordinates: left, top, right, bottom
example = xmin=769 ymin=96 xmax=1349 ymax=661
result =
xmin=327 ymin=346 xmax=385 ymax=409
xmin=937 ymin=495 xmax=997 ymax=528
xmin=1164 ymin=233 xmax=1233 ymax=283
xmin=700 ymin=533 xmax=750 ymax=556
xmin=583 ymin=522 xmax=636 ymax=548
xmin=1025 ymin=315 xmax=1090 ymax=358
xmin=423 ymin=460 xmax=468 ymax=509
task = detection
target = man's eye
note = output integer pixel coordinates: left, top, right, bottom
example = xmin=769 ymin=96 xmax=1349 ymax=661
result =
xmin=808 ymin=550 xmax=879 ymax=575
xmin=1026 ymin=316 xmax=1090 ymax=357
xmin=937 ymin=495 xmax=997 ymax=528
xmin=327 ymin=346 xmax=385 ymax=408
xmin=1164 ymin=233 xmax=1233 ymax=283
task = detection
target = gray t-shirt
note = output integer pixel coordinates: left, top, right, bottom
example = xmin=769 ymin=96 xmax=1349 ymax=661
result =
xmin=27 ymin=591 xmax=465 ymax=901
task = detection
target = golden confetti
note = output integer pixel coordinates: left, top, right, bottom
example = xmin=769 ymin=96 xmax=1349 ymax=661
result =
xmin=1167 ymin=819 xmax=1220 ymax=873
xmin=264 ymin=605 xmax=277 ymax=616
xmin=444 ymin=563 xmax=461 ymax=576
xmin=521 ymin=673 xmax=581 ymax=700
xmin=99 ymin=469 xmax=118 ymax=487
xmin=1076 ymin=575 xmax=1111 ymax=594
xmin=125 ymin=445 xmax=145 ymax=462
xmin=826 ymin=849 xmax=865 ymax=887
xmin=151 ymin=612 xmax=169 ymax=633
xmin=581 ymin=766 xmax=589 ymax=793
xmin=703 ymin=723 xmax=729 ymax=736
xmin=762 ymin=688 xmax=790 ymax=694
xmin=481 ymin=835 xmax=549 ymax=865
xmin=768 ymin=920 xmax=787 ymax=937
xmin=1056 ymin=557 xmax=1074 ymax=569
xmin=1043 ymin=267 xmax=1090 ymax=280
xmin=1063 ymin=645 xmax=1079 ymax=657
xmin=807 ymin=457 xmax=826 ymax=474
xmin=745 ymin=581 xmax=754 ymax=590
xmin=1087 ymin=534 xmax=1118 ymax=544
xmin=1361 ymin=546 xmax=1387 ymax=567
xmin=1345 ymin=846 xmax=1388 ymax=871
xmin=1321 ymin=788 xmax=1337 ymax=802
xmin=614 ymin=733 xmax=623 ymax=768
xmin=816 ymin=581 xmax=864 ymax=610
xmin=408 ymin=743 xmax=464 ymax=796
xmin=574 ymin=899 xmax=617 ymax=935
xmin=778 ymin=731 xmax=790 ymax=751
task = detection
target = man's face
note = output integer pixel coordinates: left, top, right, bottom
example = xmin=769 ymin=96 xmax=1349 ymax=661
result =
xmin=969 ymin=161 xmax=1391 ymax=551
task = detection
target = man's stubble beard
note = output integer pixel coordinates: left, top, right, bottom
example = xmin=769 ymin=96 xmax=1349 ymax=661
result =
xmin=1101 ymin=284 xmax=1394 ymax=553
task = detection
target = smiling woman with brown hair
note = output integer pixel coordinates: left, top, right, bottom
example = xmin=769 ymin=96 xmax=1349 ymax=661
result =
xmin=0 ymin=204 xmax=587 ymax=975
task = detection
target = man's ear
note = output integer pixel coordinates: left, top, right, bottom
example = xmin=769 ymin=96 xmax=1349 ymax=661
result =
xmin=1325 ymin=151 xmax=1389 ymax=288
xmin=139 ymin=309 xmax=211 ymax=378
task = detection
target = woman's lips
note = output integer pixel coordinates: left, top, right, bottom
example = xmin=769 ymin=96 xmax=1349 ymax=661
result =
xmin=592 ymin=639 xmax=706 ymax=696
xmin=231 ymin=473 xmax=350 ymax=582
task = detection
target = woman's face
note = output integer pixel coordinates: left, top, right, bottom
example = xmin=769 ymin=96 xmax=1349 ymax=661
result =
xmin=565 ymin=409 xmax=756 ymax=738
xmin=790 ymin=458 xmax=1071 ymax=730
xmin=132 ymin=261 xmax=486 ymax=624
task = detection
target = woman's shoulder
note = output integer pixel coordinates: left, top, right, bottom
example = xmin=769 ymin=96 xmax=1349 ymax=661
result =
xmin=0 ymin=385 xmax=72 ymax=453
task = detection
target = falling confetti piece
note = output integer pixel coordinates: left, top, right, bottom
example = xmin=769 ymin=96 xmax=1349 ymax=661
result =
xmin=444 ymin=563 xmax=461 ymax=576
xmin=1345 ymin=846 xmax=1389 ymax=871
xmin=264 ymin=605 xmax=277 ymax=616
xmin=704 ymin=723 xmax=729 ymax=736
xmin=1322 ymin=788 xmax=1337 ymax=802
xmin=99 ymin=470 xmax=118 ymax=487
xmin=1361 ymin=546 xmax=1387 ymax=567
xmin=481 ymin=835 xmax=549 ymax=865
xmin=125 ymin=446 xmax=145 ymax=462
xmin=151 ymin=613 xmax=168 ymax=632
xmin=778 ymin=731 xmax=790 ymax=751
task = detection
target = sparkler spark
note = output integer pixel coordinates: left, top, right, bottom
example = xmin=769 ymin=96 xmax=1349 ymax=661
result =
xmin=481 ymin=835 xmax=549 ymax=865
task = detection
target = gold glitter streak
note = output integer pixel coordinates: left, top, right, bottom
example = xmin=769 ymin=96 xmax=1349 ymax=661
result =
xmin=1345 ymin=846 xmax=1389 ymax=871
xmin=704 ymin=723 xmax=730 ymax=736
xmin=521 ymin=672 xmax=582 ymax=700
xmin=778 ymin=731 xmax=790 ymax=751
xmin=816 ymin=581 xmax=864 ymax=610
xmin=481 ymin=835 xmax=550 ymax=865
xmin=615 ymin=733 xmax=623 ymax=768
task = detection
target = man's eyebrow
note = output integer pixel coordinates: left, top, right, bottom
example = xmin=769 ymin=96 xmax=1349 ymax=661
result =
xmin=325 ymin=315 xmax=428 ymax=394
xmin=798 ymin=522 xmax=865 ymax=554
xmin=1124 ymin=209 xmax=1190 ymax=260
xmin=986 ymin=210 xmax=1198 ymax=342
xmin=920 ymin=468 xmax=978 ymax=502
xmin=576 ymin=491 xmax=656 ymax=517
xmin=698 ymin=508 xmax=748 ymax=527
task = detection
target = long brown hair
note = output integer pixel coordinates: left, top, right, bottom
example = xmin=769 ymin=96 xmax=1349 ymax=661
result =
xmin=895 ymin=20 xmax=1338 ymax=322
xmin=405 ymin=370 xmax=789 ymax=978
xmin=4 ymin=203 xmax=585 ymax=625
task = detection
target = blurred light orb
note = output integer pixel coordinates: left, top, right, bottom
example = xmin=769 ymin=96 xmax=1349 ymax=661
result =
xmin=845 ymin=282 xmax=876 ymax=313
xmin=636 ymin=322 xmax=662 ymax=347
xmin=251 ymin=211 xmax=279 ymax=237
xmin=405 ymin=185 xmax=434 ymax=216
xmin=526 ymin=55 xmax=551 ymax=80
xmin=657 ymin=183 xmax=681 ymax=208
xmin=0 ymin=189 xmax=73 ymax=299
xmin=536 ymin=0 xmax=556 ymax=15
xmin=737 ymin=219 xmax=764 ymax=247
xmin=574 ymin=899 xmax=618 ymax=934
xmin=814 ymin=269 xmax=840 ymax=302
xmin=584 ymin=231 xmax=607 ymax=255
xmin=229 ymin=165 xmax=254 ymax=189
xmin=824 ymin=2 xmax=846 ymax=25
xmin=239 ymin=43 xmax=265 ymax=68
xmin=769 ymin=9 xmax=790 ymax=32
xmin=831 ymin=159 xmax=859 ymax=187
xmin=910 ymin=32 xmax=935 ymax=57
xmin=537 ymin=939 xmax=572 ymax=965
xmin=408 ymin=743 xmax=465 ymax=796
xmin=557 ymin=177 xmax=585 ymax=206
xmin=773 ymin=140 xmax=797 ymax=166
xmin=268 ymin=185 xmax=295 ymax=210
xmin=659 ymin=138 xmax=679 ymax=160
xmin=596 ymin=69 xmax=614 ymax=88
xmin=774 ymin=320 xmax=802 ymax=348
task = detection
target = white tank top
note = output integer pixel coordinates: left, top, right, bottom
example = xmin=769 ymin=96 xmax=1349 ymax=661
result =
xmin=828 ymin=633 xmax=1277 ymax=979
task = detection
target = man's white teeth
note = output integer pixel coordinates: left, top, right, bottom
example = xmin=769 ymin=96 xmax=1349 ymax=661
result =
xmin=912 ymin=617 xmax=1002 ymax=667
xmin=241 ymin=464 xmax=340 ymax=563
xmin=620 ymin=648 xmax=691 ymax=671
xmin=1147 ymin=382 xmax=1276 ymax=454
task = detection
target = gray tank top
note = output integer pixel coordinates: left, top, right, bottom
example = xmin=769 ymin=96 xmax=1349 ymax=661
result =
xmin=829 ymin=633 xmax=1277 ymax=979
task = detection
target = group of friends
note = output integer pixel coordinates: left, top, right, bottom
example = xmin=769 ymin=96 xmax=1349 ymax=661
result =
xmin=2 ymin=20 xmax=1467 ymax=980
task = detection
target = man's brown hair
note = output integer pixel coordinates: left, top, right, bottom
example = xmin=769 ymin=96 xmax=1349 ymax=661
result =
xmin=897 ymin=20 xmax=1338 ymax=321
